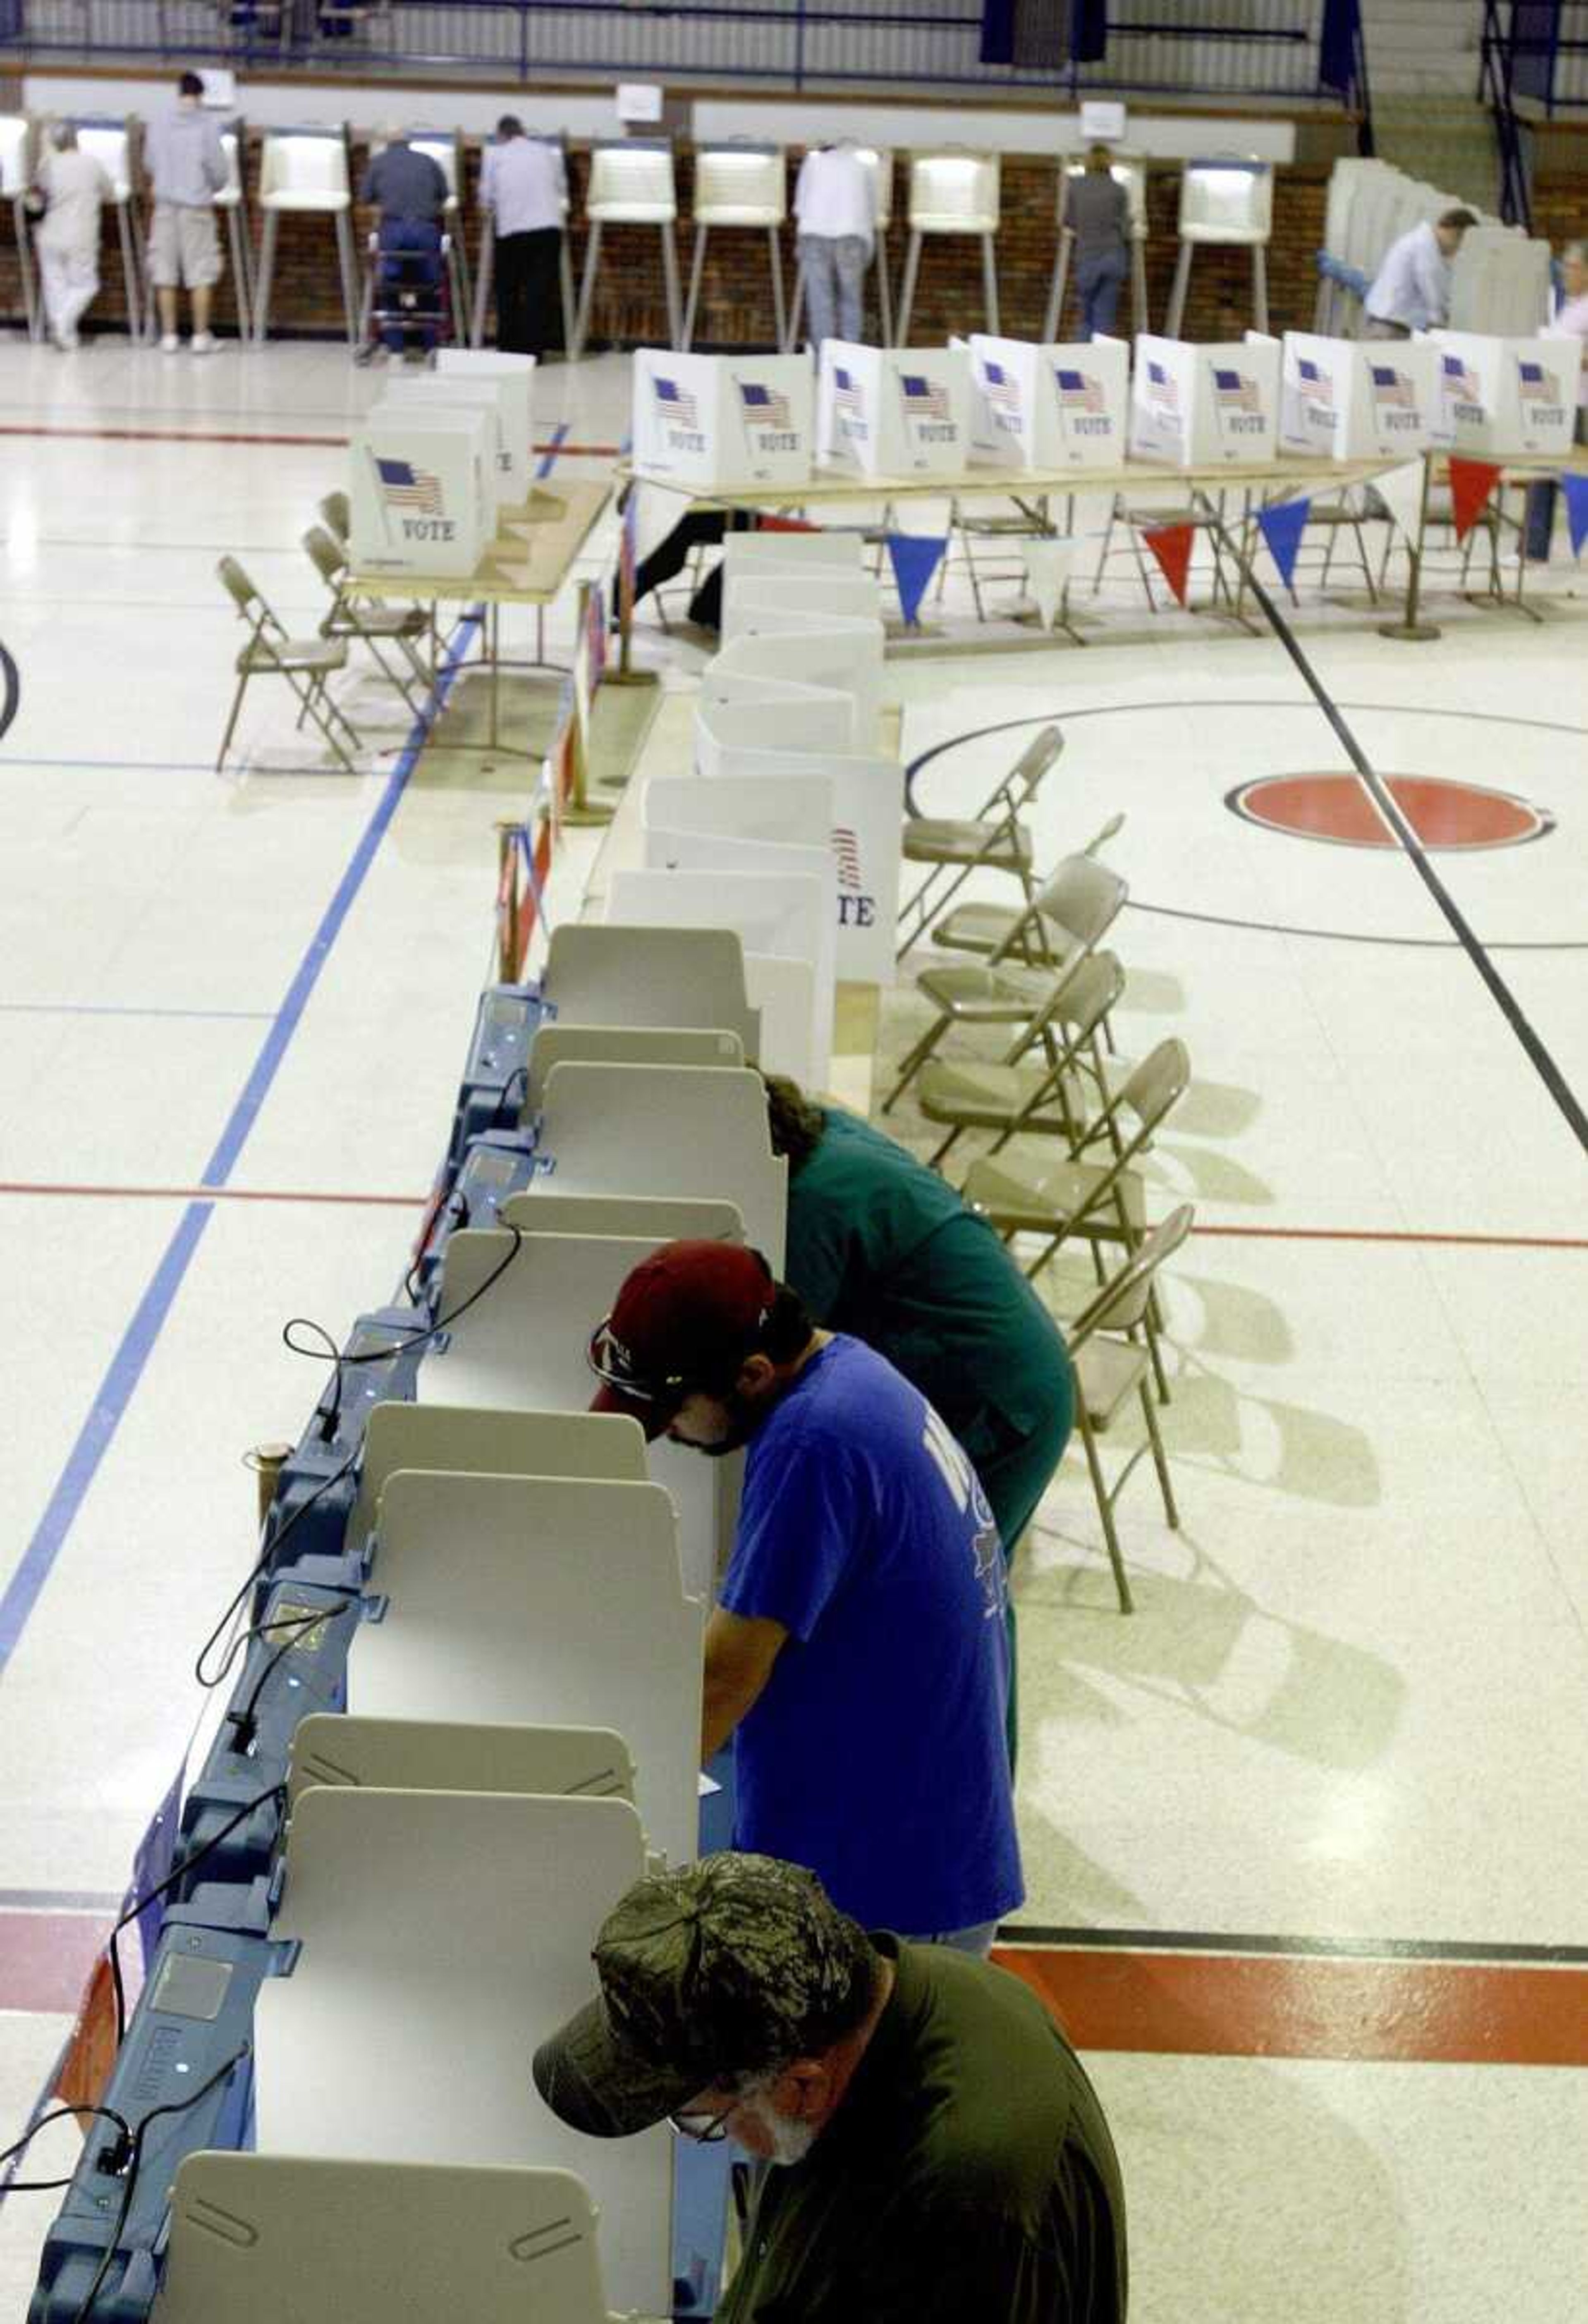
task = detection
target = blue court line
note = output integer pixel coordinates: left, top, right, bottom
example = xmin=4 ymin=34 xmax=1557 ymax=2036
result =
xmin=0 ymin=1002 xmax=275 ymax=1023
xmin=0 ymin=614 xmax=481 ymax=1671
xmin=535 ymin=418 xmax=570 ymax=479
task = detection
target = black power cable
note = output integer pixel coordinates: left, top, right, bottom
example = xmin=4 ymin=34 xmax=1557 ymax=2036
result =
xmin=192 ymin=1442 xmax=361 ymax=1693
xmin=107 ymin=1784 xmax=286 ymax=2047
xmin=0 ymin=2106 xmax=132 ymax=2195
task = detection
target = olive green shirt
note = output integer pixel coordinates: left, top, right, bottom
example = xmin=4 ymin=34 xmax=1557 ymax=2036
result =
xmin=718 ymin=1934 xmax=1128 ymax=2324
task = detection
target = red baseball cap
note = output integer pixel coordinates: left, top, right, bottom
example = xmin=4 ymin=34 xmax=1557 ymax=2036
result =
xmin=587 ymin=1240 xmax=777 ymax=1440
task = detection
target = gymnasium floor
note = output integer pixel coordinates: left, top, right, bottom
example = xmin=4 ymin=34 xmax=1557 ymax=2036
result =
xmin=0 ymin=338 xmax=1584 ymax=2321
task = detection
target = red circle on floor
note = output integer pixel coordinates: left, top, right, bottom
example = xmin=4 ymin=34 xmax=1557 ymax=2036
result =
xmin=1227 ymin=774 xmax=1551 ymax=851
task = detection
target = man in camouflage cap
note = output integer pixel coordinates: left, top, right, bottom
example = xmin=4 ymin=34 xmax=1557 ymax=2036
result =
xmin=534 ymin=1852 xmax=1128 ymax=2322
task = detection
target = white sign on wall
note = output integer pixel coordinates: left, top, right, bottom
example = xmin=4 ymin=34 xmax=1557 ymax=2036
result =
xmin=968 ymin=332 xmax=1129 ymax=471
xmin=817 ymin=342 xmax=971 ymax=476
xmin=631 ymin=349 xmax=813 ymax=488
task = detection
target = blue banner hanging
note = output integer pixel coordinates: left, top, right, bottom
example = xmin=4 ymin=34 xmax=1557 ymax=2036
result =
xmin=886 ymin=533 xmax=947 ymax=628
xmin=1562 ymin=471 xmax=1588 ymax=559
xmin=1257 ymin=497 xmax=1311 ymax=590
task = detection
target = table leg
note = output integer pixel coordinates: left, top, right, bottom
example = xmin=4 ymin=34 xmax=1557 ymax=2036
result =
xmin=1378 ymin=453 xmax=1441 ymax=641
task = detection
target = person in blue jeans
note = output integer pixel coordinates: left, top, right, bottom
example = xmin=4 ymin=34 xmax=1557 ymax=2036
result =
xmin=1066 ymin=144 xmax=1130 ymax=341
xmin=588 ymin=1240 xmax=1024 ymax=1958
xmin=361 ymin=127 xmax=448 ymax=356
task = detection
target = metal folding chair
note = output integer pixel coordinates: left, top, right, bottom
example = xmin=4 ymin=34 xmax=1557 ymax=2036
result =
xmin=1062 ymin=1203 xmax=1196 ymax=1612
xmin=215 ymin=554 xmax=361 ymax=774
xmin=895 ymin=723 xmax=1062 ymax=960
xmin=916 ymin=949 xmax=1126 ymax=1172
xmin=302 ymin=525 xmax=433 ymax=711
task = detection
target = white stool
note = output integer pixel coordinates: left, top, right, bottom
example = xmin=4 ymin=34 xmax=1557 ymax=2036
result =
xmin=1165 ymin=156 xmax=1273 ymax=338
xmin=785 ymin=143 xmax=894 ymax=349
xmin=470 ymin=130 xmax=576 ymax=352
xmin=571 ymin=136 xmax=680 ymax=362
xmin=1044 ymin=149 xmax=1150 ymax=342
xmin=683 ymin=139 xmax=786 ymax=351
xmin=897 ymin=148 xmax=1000 ymax=342
xmin=72 ymin=117 xmax=144 ymax=340
xmin=252 ymin=122 xmax=359 ymax=347
xmin=0 ymin=115 xmax=39 ymax=342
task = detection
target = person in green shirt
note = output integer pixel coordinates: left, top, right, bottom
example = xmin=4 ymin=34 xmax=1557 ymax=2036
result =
xmin=534 ymin=1850 xmax=1128 ymax=2324
xmin=768 ymin=1074 xmax=1076 ymax=1763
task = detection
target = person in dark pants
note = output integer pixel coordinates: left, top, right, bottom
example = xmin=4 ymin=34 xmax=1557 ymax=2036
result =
xmin=766 ymin=1076 xmax=1075 ymax=1769
xmin=1066 ymin=145 xmax=1130 ymax=341
xmin=481 ymin=115 xmax=566 ymax=359
xmin=535 ymin=1852 xmax=1129 ymax=2324
xmin=360 ymin=127 xmax=447 ymax=356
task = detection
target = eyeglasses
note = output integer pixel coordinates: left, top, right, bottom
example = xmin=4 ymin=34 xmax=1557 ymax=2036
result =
xmin=585 ymin=1320 xmax=686 ymax=1407
xmin=667 ymin=2100 xmax=735 ymax=2145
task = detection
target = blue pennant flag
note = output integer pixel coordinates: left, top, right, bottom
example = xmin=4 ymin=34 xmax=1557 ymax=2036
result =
xmin=1562 ymin=472 xmax=1588 ymax=560
xmin=1257 ymin=495 xmax=1311 ymax=589
xmin=886 ymin=533 xmax=947 ymax=628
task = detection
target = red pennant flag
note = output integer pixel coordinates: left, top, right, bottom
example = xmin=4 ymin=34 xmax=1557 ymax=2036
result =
xmin=1143 ymin=522 xmax=1195 ymax=607
xmin=1449 ymin=457 xmax=1502 ymax=545
xmin=758 ymin=516 xmax=820 ymax=534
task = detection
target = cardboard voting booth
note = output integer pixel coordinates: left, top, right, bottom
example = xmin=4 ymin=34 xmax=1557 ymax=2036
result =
xmin=435 ymin=349 xmax=537 ymax=486
xmin=967 ymin=333 xmax=1130 ymax=471
xmin=608 ymin=869 xmax=832 ymax=1090
xmin=817 ymin=342 xmax=971 ymax=476
xmin=631 ymin=348 xmax=815 ymax=487
xmin=349 ymin=405 xmax=492 ymax=577
xmin=720 ymin=529 xmax=865 ymax=581
xmin=722 ymin=569 xmax=881 ymax=640
xmin=1129 ymin=332 xmax=1280 ymax=467
xmin=378 ymin=376 xmax=522 ymax=507
xmin=704 ymin=629 xmax=882 ymax=752
xmin=1428 ymin=330 xmax=1582 ymax=457
xmin=1280 ymin=332 xmax=1438 ymax=459
xmin=696 ymin=677 xmax=856 ymax=760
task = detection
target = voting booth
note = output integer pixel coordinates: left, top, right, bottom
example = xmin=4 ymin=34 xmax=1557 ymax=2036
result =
xmin=381 ymin=368 xmax=528 ymax=502
xmin=1 ymin=114 xmax=38 ymax=340
xmin=817 ymin=340 xmax=971 ymax=476
xmin=1130 ymin=332 xmax=1280 ymax=467
xmin=684 ymin=138 xmax=788 ymax=351
xmin=1280 ymin=332 xmax=1438 ymax=459
xmin=1428 ymin=330 xmax=1582 ymax=457
xmin=631 ymin=348 xmax=815 ymax=488
xmin=349 ymin=403 xmax=492 ymax=577
xmin=897 ymin=148 xmax=1001 ymax=340
xmin=435 ymin=348 xmax=536 ymax=492
xmin=572 ymin=135 xmax=681 ymax=361
xmin=253 ymin=123 xmax=359 ymax=345
xmin=968 ymin=332 xmax=1130 ymax=471
xmin=1045 ymin=150 xmax=1150 ymax=343
xmin=1165 ymin=156 xmax=1274 ymax=337
xmin=1451 ymin=227 xmax=1555 ymax=337
xmin=71 ymin=116 xmax=143 ymax=339
xmin=607 ymin=874 xmax=832 ymax=1089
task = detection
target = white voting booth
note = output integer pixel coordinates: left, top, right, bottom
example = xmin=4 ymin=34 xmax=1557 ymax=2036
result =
xmin=253 ymin=124 xmax=359 ymax=346
xmin=1428 ymin=330 xmax=1581 ymax=457
xmin=521 ymin=1023 xmax=745 ymax=1113
xmin=817 ymin=340 xmax=971 ymax=475
xmin=1280 ymin=332 xmax=1439 ymax=459
xmin=288 ymin=1711 xmax=639 ymax=1812
xmin=897 ymin=148 xmax=1002 ymax=340
xmin=352 ymin=1469 xmax=702 ymax=1868
xmin=684 ymin=138 xmax=788 ymax=351
xmin=253 ymin=1790 xmax=670 ymax=2319
xmin=349 ymin=1401 xmax=648 ymax=1552
xmin=435 ymin=349 xmax=538 ymax=492
xmin=967 ymin=332 xmax=1130 ymax=471
xmin=608 ymin=873 xmax=831 ymax=1090
xmin=1166 ymin=156 xmax=1274 ymax=337
xmin=631 ymin=348 xmax=815 ymax=488
xmin=378 ymin=374 xmax=522 ymax=506
xmin=1130 ymin=332 xmax=1280 ymax=467
xmin=160 ymin=2153 xmax=610 ymax=2324
xmin=539 ymin=923 xmax=762 ymax=1062
xmin=349 ymin=403 xmax=493 ymax=578
xmin=1 ymin=115 xmax=38 ymax=341
xmin=704 ymin=626 xmax=882 ymax=748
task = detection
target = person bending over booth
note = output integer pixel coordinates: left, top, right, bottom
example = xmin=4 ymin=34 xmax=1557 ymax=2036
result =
xmin=361 ymin=125 xmax=448 ymax=356
xmin=587 ymin=1240 xmax=1023 ymax=1957
xmin=534 ymin=1851 xmax=1129 ymax=2324
xmin=767 ymin=1075 xmax=1074 ymax=1766
xmin=1361 ymin=206 xmax=1476 ymax=339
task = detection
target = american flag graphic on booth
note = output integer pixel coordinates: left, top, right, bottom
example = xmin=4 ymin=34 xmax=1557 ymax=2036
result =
xmin=982 ymin=360 xmax=1021 ymax=415
xmin=1213 ymin=367 xmax=1259 ymax=413
xmin=653 ymin=375 xmax=699 ymax=428
xmin=900 ymin=372 xmax=950 ymax=420
xmin=1054 ymin=368 xmax=1104 ymax=414
xmin=1296 ymin=356 xmax=1333 ymax=407
xmin=832 ymin=826 xmax=863 ymax=892
xmin=1146 ymin=359 xmax=1177 ymax=409
xmin=739 ymin=380 xmax=792 ymax=428
xmin=833 ymin=366 xmax=864 ymax=418
xmin=1517 ymin=359 xmax=1562 ymax=404
xmin=1370 ymin=365 xmax=1415 ymax=409
xmin=1442 ymin=353 xmax=1481 ymax=403
xmin=378 ymin=457 xmax=443 ymax=514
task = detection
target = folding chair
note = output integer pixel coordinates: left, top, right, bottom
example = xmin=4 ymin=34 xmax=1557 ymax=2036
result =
xmin=318 ymin=489 xmax=350 ymax=544
xmin=895 ymin=724 xmax=1063 ymax=960
xmin=1063 ymin=1203 xmax=1195 ymax=1613
xmin=916 ymin=949 xmax=1126 ymax=1172
xmin=214 ymin=555 xmax=362 ymax=775
xmin=927 ymin=814 xmax=1125 ymax=959
xmin=883 ymin=852 xmax=1126 ymax=1113
xmin=963 ymin=1036 xmax=1191 ymax=1404
xmin=302 ymin=524 xmax=433 ymax=712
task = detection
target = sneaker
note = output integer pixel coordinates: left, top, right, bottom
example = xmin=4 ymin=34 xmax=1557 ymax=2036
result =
xmin=160 ymin=332 xmax=179 ymax=354
xmin=190 ymin=331 xmax=216 ymax=355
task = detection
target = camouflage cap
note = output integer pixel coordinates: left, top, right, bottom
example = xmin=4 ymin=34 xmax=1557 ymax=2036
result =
xmin=532 ymin=1854 xmax=870 ymax=2139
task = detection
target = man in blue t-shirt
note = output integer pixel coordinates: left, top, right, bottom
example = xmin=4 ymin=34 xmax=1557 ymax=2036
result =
xmin=588 ymin=1240 xmax=1023 ymax=1953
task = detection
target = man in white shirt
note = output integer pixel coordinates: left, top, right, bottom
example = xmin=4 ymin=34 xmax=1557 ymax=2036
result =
xmin=481 ymin=116 xmax=567 ymax=358
xmin=1361 ymin=206 xmax=1476 ymax=340
xmin=794 ymin=141 xmax=878 ymax=351
xmin=33 ymin=123 xmax=111 ymax=351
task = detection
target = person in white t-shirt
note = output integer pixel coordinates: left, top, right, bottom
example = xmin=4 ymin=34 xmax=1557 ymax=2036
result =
xmin=481 ymin=116 xmax=567 ymax=358
xmin=33 ymin=124 xmax=112 ymax=352
xmin=794 ymin=141 xmax=877 ymax=351
xmin=1361 ymin=206 xmax=1476 ymax=340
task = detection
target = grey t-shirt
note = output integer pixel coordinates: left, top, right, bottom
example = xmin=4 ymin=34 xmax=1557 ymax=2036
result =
xmin=361 ymin=143 xmax=447 ymax=223
xmin=1066 ymin=170 xmax=1129 ymax=261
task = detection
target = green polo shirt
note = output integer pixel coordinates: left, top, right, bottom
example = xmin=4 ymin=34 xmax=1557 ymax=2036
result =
xmin=784 ymin=1105 xmax=1072 ymax=1440
xmin=718 ymin=1934 xmax=1128 ymax=2324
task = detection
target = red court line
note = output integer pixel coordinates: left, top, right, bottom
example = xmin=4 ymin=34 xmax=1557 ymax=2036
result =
xmin=0 ymin=1179 xmax=427 ymax=1210
xmin=0 ymin=1910 xmax=109 ymax=2016
xmin=1194 ymin=1224 xmax=1588 ymax=1253
xmin=995 ymin=1945 xmax=1588 ymax=2068
xmin=0 ymin=423 xmax=622 ymax=455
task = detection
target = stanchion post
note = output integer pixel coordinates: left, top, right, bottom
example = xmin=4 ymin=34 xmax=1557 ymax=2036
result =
xmin=245 ymin=1443 xmax=292 ymax=1532
xmin=494 ymin=818 xmax=520 ymax=981
xmin=1378 ymin=451 xmax=1441 ymax=642
xmin=560 ymin=580 xmax=615 ymax=828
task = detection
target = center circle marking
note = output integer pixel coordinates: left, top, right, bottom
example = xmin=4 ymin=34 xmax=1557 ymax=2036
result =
xmin=1226 ymin=773 xmax=1552 ymax=852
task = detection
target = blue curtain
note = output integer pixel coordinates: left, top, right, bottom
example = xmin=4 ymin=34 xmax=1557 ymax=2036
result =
xmin=1318 ymin=0 xmax=1362 ymax=91
xmin=980 ymin=1 xmax=1106 ymax=66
